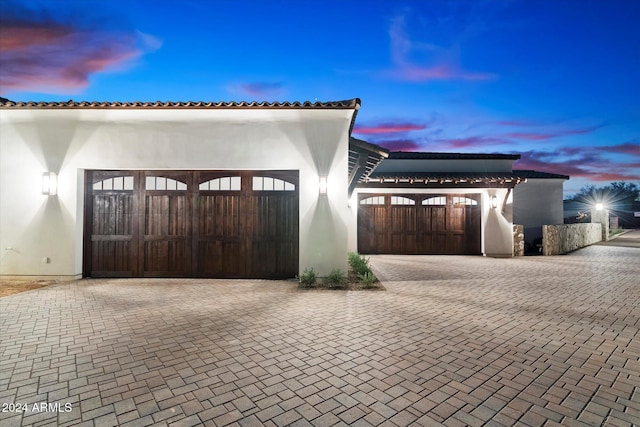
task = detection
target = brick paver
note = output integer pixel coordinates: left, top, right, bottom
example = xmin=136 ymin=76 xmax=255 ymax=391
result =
xmin=1 ymin=243 xmax=639 ymax=426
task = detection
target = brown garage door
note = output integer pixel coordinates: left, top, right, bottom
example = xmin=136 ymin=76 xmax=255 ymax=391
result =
xmin=84 ymin=170 xmax=298 ymax=278
xmin=357 ymin=194 xmax=480 ymax=255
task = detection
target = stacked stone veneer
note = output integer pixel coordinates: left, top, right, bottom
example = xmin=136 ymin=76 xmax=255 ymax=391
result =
xmin=542 ymin=223 xmax=602 ymax=255
xmin=513 ymin=224 xmax=524 ymax=256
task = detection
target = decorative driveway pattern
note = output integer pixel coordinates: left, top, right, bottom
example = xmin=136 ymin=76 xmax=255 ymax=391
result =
xmin=1 ymin=245 xmax=639 ymax=427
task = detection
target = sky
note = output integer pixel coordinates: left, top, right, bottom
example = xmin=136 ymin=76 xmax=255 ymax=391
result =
xmin=1 ymin=0 xmax=639 ymax=197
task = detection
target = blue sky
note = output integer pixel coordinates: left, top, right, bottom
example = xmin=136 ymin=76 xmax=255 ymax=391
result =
xmin=1 ymin=0 xmax=639 ymax=196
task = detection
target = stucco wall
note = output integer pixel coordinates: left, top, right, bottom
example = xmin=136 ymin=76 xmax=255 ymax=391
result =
xmin=0 ymin=107 xmax=355 ymax=278
xmin=542 ymin=223 xmax=602 ymax=255
xmin=513 ymin=178 xmax=565 ymax=247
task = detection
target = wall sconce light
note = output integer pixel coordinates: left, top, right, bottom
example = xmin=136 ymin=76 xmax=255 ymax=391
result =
xmin=42 ymin=172 xmax=57 ymax=196
xmin=319 ymin=176 xmax=328 ymax=196
xmin=490 ymin=195 xmax=498 ymax=209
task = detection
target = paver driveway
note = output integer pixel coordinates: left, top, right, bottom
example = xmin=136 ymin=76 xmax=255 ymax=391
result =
xmin=1 ymin=244 xmax=639 ymax=427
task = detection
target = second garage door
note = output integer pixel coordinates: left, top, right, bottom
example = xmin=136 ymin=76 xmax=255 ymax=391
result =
xmin=357 ymin=194 xmax=481 ymax=255
xmin=84 ymin=170 xmax=298 ymax=278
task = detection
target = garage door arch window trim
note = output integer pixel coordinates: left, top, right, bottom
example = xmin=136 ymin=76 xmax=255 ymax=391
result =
xmin=145 ymin=176 xmax=187 ymax=191
xmin=93 ymin=176 xmax=134 ymax=191
xmin=199 ymin=176 xmax=241 ymax=191
xmin=252 ymin=176 xmax=295 ymax=191
xmin=422 ymin=196 xmax=447 ymax=206
xmin=360 ymin=196 xmax=385 ymax=205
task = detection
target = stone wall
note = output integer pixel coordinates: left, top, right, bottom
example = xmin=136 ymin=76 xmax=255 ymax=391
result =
xmin=542 ymin=223 xmax=602 ymax=256
xmin=513 ymin=224 xmax=524 ymax=256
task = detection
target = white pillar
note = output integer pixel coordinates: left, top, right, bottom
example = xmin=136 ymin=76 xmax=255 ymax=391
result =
xmin=591 ymin=208 xmax=609 ymax=242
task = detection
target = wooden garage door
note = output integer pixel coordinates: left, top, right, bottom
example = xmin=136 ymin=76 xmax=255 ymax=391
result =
xmin=358 ymin=194 xmax=480 ymax=255
xmin=84 ymin=170 xmax=298 ymax=278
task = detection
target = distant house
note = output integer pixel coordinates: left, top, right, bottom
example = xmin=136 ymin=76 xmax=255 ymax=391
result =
xmin=0 ymin=98 xmax=568 ymax=281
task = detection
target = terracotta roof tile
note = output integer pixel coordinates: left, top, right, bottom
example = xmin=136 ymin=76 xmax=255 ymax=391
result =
xmin=0 ymin=98 xmax=361 ymax=110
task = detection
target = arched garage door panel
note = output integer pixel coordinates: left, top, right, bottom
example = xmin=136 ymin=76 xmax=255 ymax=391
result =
xmin=143 ymin=172 xmax=191 ymax=277
xmin=87 ymin=173 xmax=136 ymax=277
xmin=358 ymin=194 xmax=480 ymax=255
xmin=84 ymin=170 xmax=298 ymax=279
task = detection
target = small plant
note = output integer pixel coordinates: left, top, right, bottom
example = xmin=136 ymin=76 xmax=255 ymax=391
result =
xmin=325 ymin=269 xmax=347 ymax=289
xmin=298 ymin=268 xmax=317 ymax=287
xmin=348 ymin=252 xmax=371 ymax=276
xmin=358 ymin=271 xmax=378 ymax=288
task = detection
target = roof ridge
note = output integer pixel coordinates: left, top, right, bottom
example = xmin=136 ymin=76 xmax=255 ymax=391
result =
xmin=389 ymin=151 xmax=521 ymax=160
xmin=0 ymin=98 xmax=361 ymax=109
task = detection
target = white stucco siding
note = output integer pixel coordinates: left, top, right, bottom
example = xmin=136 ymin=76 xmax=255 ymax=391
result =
xmin=513 ymin=178 xmax=566 ymax=246
xmin=0 ymin=107 xmax=354 ymax=278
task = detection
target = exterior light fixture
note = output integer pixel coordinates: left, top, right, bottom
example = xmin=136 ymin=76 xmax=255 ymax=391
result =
xmin=491 ymin=195 xmax=498 ymax=209
xmin=319 ymin=176 xmax=328 ymax=195
xmin=41 ymin=172 xmax=57 ymax=196
xmin=595 ymin=203 xmax=604 ymax=211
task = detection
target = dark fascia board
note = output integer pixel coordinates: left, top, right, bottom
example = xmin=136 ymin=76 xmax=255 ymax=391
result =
xmin=389 ymin=151 xmax=521 ymax=160
xmin=0 ymin=98 xmax=361 ymax=110
xmin=350 ymin=137 xmax=390 ymax=159
xmin=358 ymin=181 xmax=521 ymax=189
xmin=512 ymin=169 xmax=570 ymax=180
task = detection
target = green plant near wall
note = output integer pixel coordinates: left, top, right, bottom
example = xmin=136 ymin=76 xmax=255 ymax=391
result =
xmin=298 ymin=267 xmax=317 ymax=288
xmin=325 ymin=269 xmax=347 ymax=289
xmin=348 ymin=251 xmax=371 ymax=276
xmin=358 ymin=271 xmax=378 ymax=288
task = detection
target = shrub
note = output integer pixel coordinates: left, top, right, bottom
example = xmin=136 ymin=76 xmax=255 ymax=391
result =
xmin=299 ymin=268 xmax=317 ymax=287
xmin=325 ymin=269 xmax=347 ymax=289
xmin=358 ymin=271 xmax=378 ymax=288
xmin=348 ymin=252 xmax=371 ymax=276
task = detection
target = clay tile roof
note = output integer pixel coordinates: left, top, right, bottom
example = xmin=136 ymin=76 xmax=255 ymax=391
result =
xmin=0 ymin=98 xmax=361 ymax=110
xmin=389 ymin=151 xmax=521 ymax=160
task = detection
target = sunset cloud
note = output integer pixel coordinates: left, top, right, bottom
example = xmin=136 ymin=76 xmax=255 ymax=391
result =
xmin=601 ymin=141 xmax=640 ymax=157
xmin=434 ymin=135 xmax=509 ymax=149
xmin=505 ymin=124 xmax=605 ymax=141
xmin=386 ymin=64 xmax=497 ymax=82
xmin=514 ymin=150 xmax=640 ymax=181
xmin=383 ymin=12 xmax=496 ymax=83
xmin=376 ymin=139 xmax=423 ymax=151
xmin=0 ymin=2 xmax=157 ymax=94
xmin=227 ymin=82 xmax=285 ymax=98
xmin=353 ymin=122 xmax=427 ymax=135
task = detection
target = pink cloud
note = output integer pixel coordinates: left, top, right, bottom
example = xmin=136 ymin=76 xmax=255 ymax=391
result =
xmin=600 ymin=142 xmax=640 ymax=157
xmin=495 ymin=120 xmax=536 ymax=127
xmin=377 ymin=139 xmax=422 ymax=151
xmin=514 ymin=151 xmax=640 ymax=181
xmin=505 ymin=125 xmax=605 ymax=141
xmin=229 ymin=82 xmax=285 ymax=98
xmin=353 ymin=122 xmax=427 ymax=135
xmin=384 ymin=13 xmax=496 ymax=83
xmin=387 ymin=64 xmax=497 ymax=82
xmin=0 ymin=6 xmax=145 ymax=94
xmin=435 ymin=135 xmax=509 ymax=149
